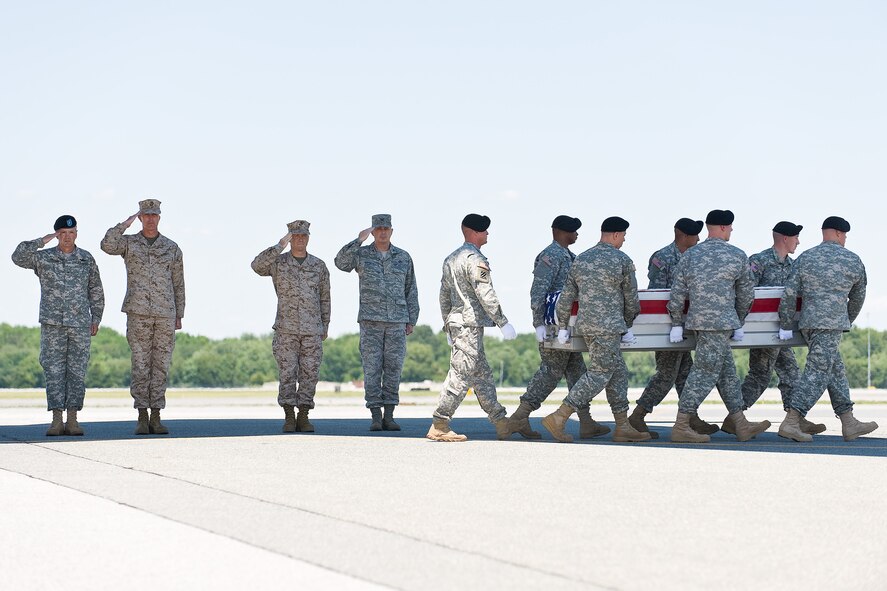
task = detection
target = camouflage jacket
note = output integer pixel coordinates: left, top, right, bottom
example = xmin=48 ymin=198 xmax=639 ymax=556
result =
xmin=439 ymin=243 xmax=507 ymax=328
xmin=668 ymin=238 xmax=754 ymax=330
xmin=748 ymin=246 xmax=792 ymax=287
xmin=647 ymin=241 xmax=682 ymax=289
xmin=12 ymin=239 xmax=104 ymax=328
xmin=100 ymin=225 xmax=185 ymax=319
xmin=252 ymin=246 xmax=331 ymax=335
xmin=334 ymin=239 xmax=419 ymax=324
xmin=556 ymin=242 xmax=639 ymax=335
xmin=779 ymin=240 xmax=866 ymax=331
xmin=530 ymin=241 xmax=575 ymax=327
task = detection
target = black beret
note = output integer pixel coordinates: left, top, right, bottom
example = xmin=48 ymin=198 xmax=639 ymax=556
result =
xmin=552 ymin=215 xmax=582 ymax=232
xmin=54 ymin=215 xmax=77 ymax=231
xmin=601 ymin=216 xmax=629 ymax=232
xmin=705 ymin=209 xmax=734 ymax=225
xmin=462 ymin=213 xmax=491 ymax=232
xmin=822 ymin=216 xmax=850 ymax=232
xmin=772 ymin=221 xmax=803 ymax=236
xmin=675 ymin=218 xmax=704 ymax=236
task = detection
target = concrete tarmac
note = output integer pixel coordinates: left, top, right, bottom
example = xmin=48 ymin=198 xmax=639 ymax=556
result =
xmin=2 ymin=389 xmax=886 ymax=591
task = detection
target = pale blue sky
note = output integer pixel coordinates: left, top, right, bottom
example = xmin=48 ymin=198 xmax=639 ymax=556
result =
xmin=3 ymin=1 xmax=885 ymax=338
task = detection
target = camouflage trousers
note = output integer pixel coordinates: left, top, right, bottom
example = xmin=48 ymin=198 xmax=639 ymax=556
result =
xmin=39 ymin=323 xmax=91 ymax=411
xmin=434 ymin=325 xmax=506 ymax=423
xmin=273 ymin=332 xmax=323 ymax=409
xmin=790 ymin=330 xmax=854 ymax=416
xmin=127 ymin=314 xmax=176 ymax=410
xmin=563 ymin=334 xmax=630 ymax=414
xmin=636 ymin=350 xmax=692 ymax=412
xmin=678 ymin=330 xmax=743 ymax=414
xmin=521 ymin=345 xmax=589 ymax=411
xmin=359 ymin=320 xmax=406 ymax=408
xmin=741 ymin=346 xmax=798 ymax=411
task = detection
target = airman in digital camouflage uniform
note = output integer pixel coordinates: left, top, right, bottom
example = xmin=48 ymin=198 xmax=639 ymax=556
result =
xmin=335 ymin=214 xmax=419 ymax=431
xmin=776 ymin=216 xmax=877 ymax=442
xmin=427 ymin=213 xmax=519 ymax=442
xmin=542 ymin=216 xmax=651 ymax=443
xmin=629 ymin=217 xmax=716 ymax=439
xmin=253 ymin=220 xmax=331 ymax=433
xmin=733 ymin=221 xmax=826 ymax=436
xmin=512 ymin=215 xmax=611 ymax=440
xmin=666 ymin=209 xmax=770 ymax=443
xmin=12 ymin=215 xmax=104 ymax=436
xmin=101 ymin=199 xmax=184 ymax=435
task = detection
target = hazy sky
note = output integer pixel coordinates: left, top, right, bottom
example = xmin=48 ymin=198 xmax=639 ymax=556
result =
xmin=3 ymin=1 xmax=885 ymax=339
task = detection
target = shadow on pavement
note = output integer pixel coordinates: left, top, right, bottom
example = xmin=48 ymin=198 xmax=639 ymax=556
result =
xmin=1 ymin=417 xmax=884 ymax=457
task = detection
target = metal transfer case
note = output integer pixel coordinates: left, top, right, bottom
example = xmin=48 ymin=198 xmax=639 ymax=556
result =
xmin=543 ymin=287 xmax=804 ymax=352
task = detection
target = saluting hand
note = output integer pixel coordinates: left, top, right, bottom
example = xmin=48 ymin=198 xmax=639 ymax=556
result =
xmin=41 ymin=232 xmax=59 ymax=245
xmin=358 ymin=227 xmax=373 ymax=242
xmin=278 ymin=233 xmax=292 ymax=249
xmin=122 ymin=212 xmax=139 ymax=228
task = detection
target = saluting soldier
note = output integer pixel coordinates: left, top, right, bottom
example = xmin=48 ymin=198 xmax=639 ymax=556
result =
xmin=512 ymin=215 xmax=610 ymax=440
xmin=335 ymin=214 xmax=419 ymax=431
xmin=542 ymin=216 xmax=651 ymax=443
xmin=427 ymin=213 xmax=518 ymax=442
xmin=101 ymin=199 xmax=184 ymax=435
xmin=629 ymin=217 xmax=714 ymax=439
xmin=776 ymin=216 xmax=877 ymax=442
xmin=253 ymin=220 xmax=331 ymax=433
xmin=667 ymin=209 xmax=770 ymax=443
xmin=12 ymin=215 xmax=104 ymax=436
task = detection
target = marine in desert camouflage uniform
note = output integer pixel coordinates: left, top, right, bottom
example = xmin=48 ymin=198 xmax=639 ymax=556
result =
xmin=253 ymin=220 xmax=331 ymax=433
xmin=12 ymin=215 xmax=104 ymax=436
xmin=101 ymin=199 xmax=184 ymax=435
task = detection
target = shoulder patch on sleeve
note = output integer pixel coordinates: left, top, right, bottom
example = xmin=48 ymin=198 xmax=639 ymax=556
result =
xmin=651 ymin=257 xmax=663 ymax=269
xmin=540 ymin=255 xmax=552 ymax=267
xmin=475 ymin=262 xmax=491 ymax=283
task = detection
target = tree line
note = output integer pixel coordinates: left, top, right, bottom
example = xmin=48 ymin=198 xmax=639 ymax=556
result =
xmin=1 ymin=322 xmax=885 ymax=390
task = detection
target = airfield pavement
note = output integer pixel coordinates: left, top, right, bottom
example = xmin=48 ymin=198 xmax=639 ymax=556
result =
xmin=1 ymin=387 xmax=886 ymax=591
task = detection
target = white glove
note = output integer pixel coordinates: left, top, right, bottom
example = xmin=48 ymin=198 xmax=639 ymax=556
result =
xmin=778 ymin=328 xmax=793 ymax=341
xmin=621 ymin=330 xmax=637 ymax=344
xmin=500 ymin=323 xmax=517 ymax=341
xmin=669 ymin=326 xmax=684 ymax=343
xmin=731 ymin=327 xmax=745 ymax=341
xmin=446 ymin=333 xmax=453 ymax=347
xmin=557 ymin=329 xmax=570 ymax=344
xmin=535 ymin=325 xmax=547 ymax=343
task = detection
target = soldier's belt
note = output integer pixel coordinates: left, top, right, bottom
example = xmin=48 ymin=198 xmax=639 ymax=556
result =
xmin=543 ymin=287 xmax=805 ymax=352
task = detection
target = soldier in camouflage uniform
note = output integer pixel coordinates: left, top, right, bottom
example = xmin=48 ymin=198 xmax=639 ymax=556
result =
xmin=629 ymin=217 xmax=716 ymax=439
xmin=335 ymin=214 xmax=419 ymax=431
xmin=427 ymin=213 xmax=519 ymax=442
xmin=12 ymin=215 xmax=104 ymax=436
xmin=776 ymin=216 xmax=877 ymax=442
xmin=101 ymin=199 xmax=184 ymax=435
xmin=512 ymin=215 xmax=611 ymax=440
xmin=733 ymin=221 xmax=827 ymax=436
xmin=253 ymin=220 xmax=331 ymax=433
xmin=542 ymin=216 xmax=651 ymax=443
xmin=666 ymin=209 xmax=770 ymax=443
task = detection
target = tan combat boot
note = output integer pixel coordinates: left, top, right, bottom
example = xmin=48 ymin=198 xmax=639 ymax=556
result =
xmin=46 ymin=409 xmax=65 ymax=436
xmin=777 ymin=409 xmax=812 ymax=442
xmin=369 ymin=407 xmax=383 ymax=431
xmin=509 ymin=401 xmax=541 ymax=439
xmin=689 ymin=413 xmax=719 ymax=435
xmin=839 ymin=411 xmax=879 ymax=442
xmin=628 ymin=405 xmax=656 ymax=439
xmin=612 ymin=411 xmax=652 ymax=442
xmin=65 ymin=409 xmax=84 ymax=436
xmin=577 ymin=406 xmax=612 ymax=439
xmin=541 ymin=404 xmax=575 ymax=443
xmin=799 ymin=416 xmax=827 ymax=435
xmin=426 ymin=418 xmax=468 ymax=442
xmin=149 ymin=409 xmax=169 ymax=435
xmin=296 ymin=405 xmax=315 ymax=432
xmin=494 ymin=417 xmax=521 ymax=441
xmin=728 ymin=411 xmax=770 ymax=442
xmin=135 ymin=408 xmax=149 ymax=435
xmin=282 ymin=404 xmax=296 ymax=433
xmin=382 ymin=404 xmax=401 ymax=431
xmin=670 ymin=412 xmax=710 ymax=443
xmin=721 ymin=413 xmax=737 ymax=435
